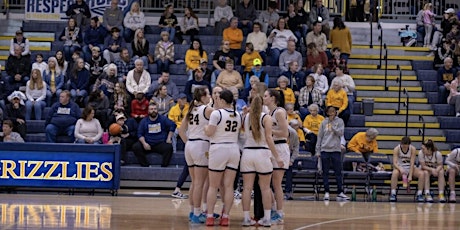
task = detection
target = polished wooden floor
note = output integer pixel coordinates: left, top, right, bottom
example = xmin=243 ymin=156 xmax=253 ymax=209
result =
xmin=0 ymin=191 xmax=459 ymax=229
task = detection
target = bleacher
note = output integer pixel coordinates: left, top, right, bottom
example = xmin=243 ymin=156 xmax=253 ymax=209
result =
xmin=1 ymin=17 xmax=460 ymax=197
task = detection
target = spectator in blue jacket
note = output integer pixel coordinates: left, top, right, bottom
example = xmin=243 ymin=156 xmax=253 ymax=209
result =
xmin=244 ymin=59 xmax=269 ymax=88
xmin=45 ymin=90 xmax=82 ymax=143
xmin=69 ymin=58 xmax=90 ymax=103
xmin=132 ymin=102 xmax=176 ymax=167
xmin=280 ymin=60 xmax=306 ymax=94
xmin=184 ymin=68 xmax=212 ymax=102
xmin=83 ymin=17 xmax=107 ymax=62
xmin=103 ymin=27 xmax=126 ymax=64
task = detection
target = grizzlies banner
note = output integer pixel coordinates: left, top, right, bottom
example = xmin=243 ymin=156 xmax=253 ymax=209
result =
xmin=25 ymin=0 xmax=132 ymax=21
xmin=0 ymin=143 xmax=120 ymax=190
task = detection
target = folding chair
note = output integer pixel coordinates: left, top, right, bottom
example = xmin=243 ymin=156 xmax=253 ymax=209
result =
xmin=292 ymin=153 xmax=319 ymax=199
xmin=342 ymin=152 xmax=369 ymax=200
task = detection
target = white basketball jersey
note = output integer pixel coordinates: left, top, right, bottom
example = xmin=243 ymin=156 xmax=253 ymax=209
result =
xmin=244 ymin=113 xmax=269 ymax=148
xmin=418 ymin=150 xmax=443 ymax=169
xmin=187 ymin=105 xmax=210 ymax=141
xmin=397 ymin=144 xmax=412 ymax=168
xmin=270 ymin=107 xmax=288 ymax=141
xmin=208 ymin=109 xmax=241 ymax=144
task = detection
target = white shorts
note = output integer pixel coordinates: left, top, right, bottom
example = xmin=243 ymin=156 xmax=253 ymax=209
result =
xmin=240 ymin=148 xmax=273 ymax=174
xmin=185 ymin=139 xmax=210 ymax=167
xmin=208 ymin=143 xmax=240 ymax=172
xmin=272 ymin=142 xmax=290 ymax=170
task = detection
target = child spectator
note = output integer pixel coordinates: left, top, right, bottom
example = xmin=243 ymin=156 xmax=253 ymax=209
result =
xmin=31 ymin=53 xmax=48 ymax=75
xmin=130 ymin=92 xmax=148 ymax=123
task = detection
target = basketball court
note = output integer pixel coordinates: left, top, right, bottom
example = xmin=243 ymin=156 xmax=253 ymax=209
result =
xmin=0 ymin=190 xmax=458 ymax=229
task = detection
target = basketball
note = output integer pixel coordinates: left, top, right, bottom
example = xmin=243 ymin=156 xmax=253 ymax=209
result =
xmin=109 ymin=123 xmax=122 ymax=136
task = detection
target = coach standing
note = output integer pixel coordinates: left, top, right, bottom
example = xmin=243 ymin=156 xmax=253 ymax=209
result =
xmin=132 ymin=102 xmax=176 ymax=167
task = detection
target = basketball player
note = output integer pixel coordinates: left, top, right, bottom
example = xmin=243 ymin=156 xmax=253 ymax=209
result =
xmin=263 ymin=89 xmax=289 ymax=224
xmin=389 ymin=137 xmax=426 ymax=202
xmin=179 ymin=87 xmax=213 ymax=223
xmin=446 ymin=147 xmax=460 ymax=203
xmin=204 ymin=89 xmax=242 ymax=226
xmin=240 ymin=95 xmax=283 ymax=227
xmin=418 ymin=140 xmax=445 ymax=203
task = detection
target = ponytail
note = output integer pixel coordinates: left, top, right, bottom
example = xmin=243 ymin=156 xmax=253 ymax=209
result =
xmin=250 ymin=96 xmax=263 ymax=143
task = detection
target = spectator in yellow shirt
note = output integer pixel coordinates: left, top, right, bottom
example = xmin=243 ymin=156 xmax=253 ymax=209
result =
xmin=276 ymin=76 xmax=296 ymax=105
xmin=223 ymin=17 xmax=244 ymax=64
xmin=241 ymin=42 xmax=262 ymax=73
xmin=168 ymin=93 xmax=190 ymax=153
xmin=289 ymin=119 xmax=306 ymax=149
xmin=326 ymin=79 xmax=349 ymax=125
xmin=302 ymin=104 xmax=324 ymax=154
xmin=286 ymin=103 xmax=302 ymax=124
xmin=185 ymin=38 xmax=208 ymax=75
xmin=347 ymin=128 xmax=379 ymax=161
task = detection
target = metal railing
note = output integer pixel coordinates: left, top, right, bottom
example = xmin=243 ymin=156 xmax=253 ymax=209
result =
xmin=419 ymin=115 xmax=426 ymax=143
xmin=380 ymin=0 xmax=459 ymax=19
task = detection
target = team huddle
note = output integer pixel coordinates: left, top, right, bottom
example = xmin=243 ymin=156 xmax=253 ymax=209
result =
xmin=179 ymin=85 xmax=289 ymax=227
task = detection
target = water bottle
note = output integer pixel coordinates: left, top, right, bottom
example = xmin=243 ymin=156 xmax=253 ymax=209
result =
xmin=297 ymin=161 xmax=302 ymax=171
xmin=351 ymin=185 xmax=356 ymax=201
xmin=372 ymin=185 xmax=377 ymax=202
xmin=402 ymin=174 xmax=408 ymax=188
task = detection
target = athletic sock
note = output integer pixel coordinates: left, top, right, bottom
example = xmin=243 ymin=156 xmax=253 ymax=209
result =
xmin=417 ymin=190 xmax=422 ymax=195
xmin=264 ymin=209 xmax=271 ymax=221
xmin=425 ymin=190 xmax=430 ymax=195
xmin=222 ymin=214 xmax=229 ymax=218
xmin=202 ymin=203 xmax=207 ymax=212
xmin=276 ymin=210 xmax=284 ymax=217
xmin=243 ymin=211 xmax=250 ymax=220
xmin=391 ymin=189 xmax=396 ymax=195
xmin=194 ymin=208 xmax=201 ymax=216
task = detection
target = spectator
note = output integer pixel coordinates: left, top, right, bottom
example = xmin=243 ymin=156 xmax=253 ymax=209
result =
xmin=131 ymin=28 xmax=150 ymax=70
xmin=454 ymin=41 xmax=460 ymax=68
xmin=316 ymin=105 xmax=349 ymax=201
xmin=45 ymin=90 xmax=81 ymax=143
xmin=328 ymin=47 xmax=349 ymax=80
xmin=429 ymin=8 xmax=458 ymax=52
xmin=211 ymin=40 xmax=235 ymax=86
xmin=244 ymin=58 xmax=269 ymax=88
xmin=148 ymin=71 xmax=179 ymax=99
xmin=280 ymin=61 xmax=306 ymax=94
xmin=59 ymin=18 xmax=82 ymax=61
xmin=310 ymin=64 xmax=329 ymax=97
xmin=283 ymin=125 xmax=300 ymax=200
xmin=123 ymin=1 xmax=145 ymax=43
xmin=83 ymin=17 xmax=107 ymax=62
xmin=448 ymin=72 xmax=460 ymax=117
xmin=132 ymin=102 xmax=176 ymax=167
xmin=6 ymin=44 xmax=31 ymax=91
xmin=422 ymin=3 xmax=435 ymax=48
xmin=303 ymin=103 xmax=324 ymax=154
xmin=276 ymin=76 xmax=295 ymax=105
xmin=446 ymin=146 xmax=460 ymax=202
xmin=126 ymin=59 xmax=151 ymax=96
xmin=268 ymin=18 xmax=297 ymax=66
xmin=5 ymin=91 xmax=27 ymax=139
xmin=330 ymin=17 xmax=352 ymax=61
xmin=87 ymin=46 xmax=109 ymax=87
xmin=185 ymin=39 xmax=208 ymax=75
xmin=223 ymin=18 xmax=244 ymax=64
xmin=31 ymin=53 xmax=48 ymax=75
xmin=74 ymin=106 xmax=103 ymax=144
xmin=0 ymin=74 xmax=9 ymax=112
xmin=235 ymin=0 xmax=257 ymax=35
xmin=55 ymin=50 xmax=68 ymax=76
xmin=159 ymin=4 xmax=179 ymax=43
xmin=184 ymin=68 xmax=212 ymax=102
xmin=418 ymin=140 xmax=445 ymax=203
xmin=103 ymin=27 xmax=126 ymax=64
xmin=241 ymin=42 xmax=262 ymax=73
xmin=154 ymin=31 xmax=174 ymax=74
xmin=347 ymin=128 xmax=379 ymax=161
xmin=437 ymin=57 xmax=457 ymax=104
xmin=305 ymin=42 xmax=328 ymax=71
xmin=246 ymin=22 xmax=268 ymax=64
xmin=306 ymin=21 xmax=327 ymax=53
xmin=25 ymin=69 xmax=46 ymax=120
xmin=93 ymin=63 xmax=118 ymax=98
xmin=416 ymin=8 xmax=425 ymax=37
xmin=216 ymin=59 xmax=244 ymax=89
xmin=286 ymin=103 xmax=302 ymax=124
xmin=69 ymin=58 xmax=90 ymax=103
xmin=177 ymin=7 xmax=199 ymax=45
xmin=65 ymin=0 xmax=91 ymax=28
xmin=279 ymin=40 xmax=303 ymax=73
xmin=258 ymin=1 xmax=279 ymax=35
xmin=86 ymin=89 xmax=110 ymax=130
xmin=228 ymin=86 xmax=246 ymax=113
xmin=9 ymin=30 xmax=30 ymax=57
xmin=446 ymin=25 xmax=460 ymax=44
xmin=213 ymin=0 xmax=233 ymax=36
xmin=115 ymin=48 xmax=135 ymax=82
xmin=242 ymin=75 xmax=260 ymax=102
xmin=331 ymin=65 xmax=355 ymax=114
xmin=309 ymin=0 xmax=330 ymax=39
xmin=298 ymin=75 xmax=323 ymax=119
xmin=130 ymin=92 xmax=149 ymax=122
xmin=434 ymin=39 xmax=454 ymax=68
xmin=150 ymin=84 xmax=174 ymax=116
xmin=294 ymin=0 xmax=309 ymax=39
xmin=326 ymin=79 xmax=349 ymax=125
xmin=102 ymin=0 xmax=123 ymax=32
xmin=168 ymin=93 xmax=189 ymax=153
xmin=111 ymin=82 xmax=131 ymax=113
xmin=195 ymin=59 xmax=212 ymax=83
xmin=285 ymin=2 xmax=306 ymax=48
xmin=44 ymin=57 xmax=65 ymax=106
xmin=108 ymin=111 xmax=138 ymax=165
xmin=1 ymin=120 xmax=24 ymax=143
